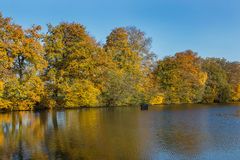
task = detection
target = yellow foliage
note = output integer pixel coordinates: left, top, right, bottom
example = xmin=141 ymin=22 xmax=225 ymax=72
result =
xmin=63 ymin=80 xmax=100 ymax=107
xmin=3 ymin=76 xmax=45 ymax=110
xmin=0 ymin=99 xmax=12 ymax=109
xmin=0 ymin=130 xmax=3 ymax=147
xmin=0 ymin=81 xmax=3 ymax=93
xmin=149 ymin=94 xmax=164 ymax=105
xmin=232 ymin=84 xmax=240 ymax=101
xmin=198 ymin=72 xmax=208 ymax=86
xmin=0 ymin=81 xmax=12 ymax=109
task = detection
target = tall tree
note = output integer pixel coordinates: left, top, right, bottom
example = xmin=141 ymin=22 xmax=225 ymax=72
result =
xmin=125 ymin=26 xmax=156 ymax=69
xmin=0 ymin=13 xmax=47 ymax=110
xmin=43 ymin=23 xmax=101 ymax=107
xmin=102 ymin=27 xmax=146 ymax=106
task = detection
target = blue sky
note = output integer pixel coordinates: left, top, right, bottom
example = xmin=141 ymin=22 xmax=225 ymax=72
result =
xmin=1 ymin=0 xmax=240 ymax=60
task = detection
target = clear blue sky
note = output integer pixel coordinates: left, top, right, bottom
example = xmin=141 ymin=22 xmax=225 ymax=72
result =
xmin=1 ymin=0 xmax=240 ymax=61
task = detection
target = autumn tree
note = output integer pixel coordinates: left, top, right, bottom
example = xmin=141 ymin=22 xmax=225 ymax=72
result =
xmin=43 ymin=23 xmax=101 ymax=107
xmin=0 ymin=13 xmax=47 ymax=110
xmin=125 ymin=26 xmax=159 ymax=104
xmin=201 ymin=58 xmax=231 ymax=103
xmin=224 ymin=61 xmax=240 ymax=102
xmin=102 ymin=27 xmax=153 ymax=106
xmin=125 ymin=26 xmax=156 ymax=69
xmin=155 ymin=50 xmax=207 ymax=104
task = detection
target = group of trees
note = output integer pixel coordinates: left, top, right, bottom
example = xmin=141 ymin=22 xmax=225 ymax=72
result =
xmin=155 ymin=52 xmax=240 ymax=104
xmin=0 ymin=13 xmax=240 ymax=110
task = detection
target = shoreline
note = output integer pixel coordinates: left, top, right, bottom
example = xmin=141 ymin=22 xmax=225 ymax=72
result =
xmin=1 ymin=102 xmax=240 ymax=113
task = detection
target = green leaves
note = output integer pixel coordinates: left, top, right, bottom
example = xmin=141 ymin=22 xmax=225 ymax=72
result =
xmin=202 ymin=58 xmax=231 ymax=103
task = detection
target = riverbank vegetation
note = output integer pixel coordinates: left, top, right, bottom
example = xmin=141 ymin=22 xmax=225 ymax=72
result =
xmin=0 ymin=13 xmax=240 ymax=110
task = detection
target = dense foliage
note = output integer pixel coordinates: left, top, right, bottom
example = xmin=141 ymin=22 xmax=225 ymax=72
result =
xmin=0 ymin=13 xmax=239 ymax=110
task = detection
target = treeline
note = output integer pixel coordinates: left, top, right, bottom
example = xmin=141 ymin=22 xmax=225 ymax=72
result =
xmin=0 ymin=13 xmax=240 ymax=110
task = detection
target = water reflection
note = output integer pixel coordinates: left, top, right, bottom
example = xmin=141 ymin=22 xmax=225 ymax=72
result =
xmin=0 ymin=105 xmax=240 ymax=159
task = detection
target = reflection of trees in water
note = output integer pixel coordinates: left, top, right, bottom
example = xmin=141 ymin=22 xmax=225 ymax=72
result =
xmin=155 ymin=107 xmax=210 ymax=159
xmin=0 ymin=109 xmax=144 ymax=159
xmin=45 ymin=109 xmax=142 ymax=159
xmin=157 ymin=124 xmax=207 ymax=158
xmin=2 ymin=107 xmax=230 ymax=159
xmin=0 ymin=112 xmax=48 ymax=159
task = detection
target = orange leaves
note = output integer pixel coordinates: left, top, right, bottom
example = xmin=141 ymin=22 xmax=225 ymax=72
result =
xmin=155 ymin=50 xmax=207 ymax=104
xmin=0 ymin=13 xmax=47 ymax=110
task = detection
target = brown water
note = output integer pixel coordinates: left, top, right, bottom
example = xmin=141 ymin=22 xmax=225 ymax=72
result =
xmin=0 ymin=104 xmax=240 ymax=160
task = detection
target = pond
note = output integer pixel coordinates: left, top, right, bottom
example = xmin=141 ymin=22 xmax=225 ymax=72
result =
xmin=0 ymin=104 xmax=240 ymax=160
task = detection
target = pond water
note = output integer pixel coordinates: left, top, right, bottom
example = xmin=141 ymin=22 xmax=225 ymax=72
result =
xmin=0 ymin=104 xmax=240 ymax=160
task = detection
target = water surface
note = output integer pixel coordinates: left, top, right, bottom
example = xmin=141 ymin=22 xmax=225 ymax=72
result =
xmin=0 ymin=104 xmax=240 ymax=160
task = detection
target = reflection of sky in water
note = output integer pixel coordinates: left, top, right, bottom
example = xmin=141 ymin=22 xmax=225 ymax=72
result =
xmin=56 ymin=111 xmax=66 ymax=127
xmin=148 ymin=105 xmax=240 ymax=159
xmin=0 ymin=105 xmax=240 ymax=159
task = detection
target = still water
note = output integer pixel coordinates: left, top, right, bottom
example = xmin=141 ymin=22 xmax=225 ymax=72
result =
xmin=0 ymin=104 xmax=240 ymax=160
